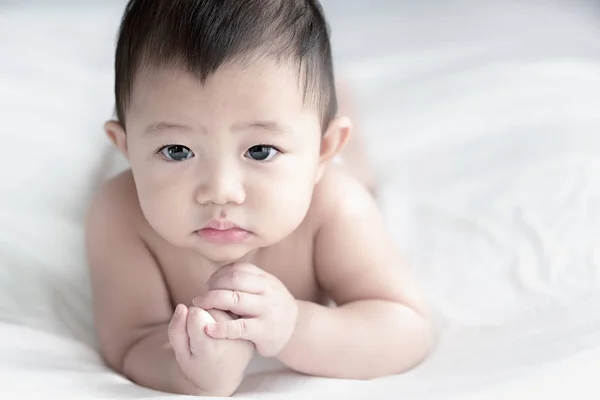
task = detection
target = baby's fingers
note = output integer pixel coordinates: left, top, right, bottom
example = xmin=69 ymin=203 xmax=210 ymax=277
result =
xmin=187 ymin=307 xmax=216 ymax=356
xmin=206 ymin=318 xmax=260 ymax=341
xmin=168 ymin=304 xmax=191 ymax=361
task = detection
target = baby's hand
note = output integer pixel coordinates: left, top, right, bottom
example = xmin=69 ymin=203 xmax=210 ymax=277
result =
xmin=192 ymin=263 xmax=298 ymax=358
xmin=168 ymin=304 xmax=254 ymax=396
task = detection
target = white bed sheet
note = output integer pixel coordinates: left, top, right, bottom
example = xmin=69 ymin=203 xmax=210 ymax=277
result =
xmin=2 ymin=0 xmax=600 ymax=398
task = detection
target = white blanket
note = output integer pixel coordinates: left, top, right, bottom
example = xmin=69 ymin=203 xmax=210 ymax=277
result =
xmin=1 ymin=0 xmax=600 ymax=398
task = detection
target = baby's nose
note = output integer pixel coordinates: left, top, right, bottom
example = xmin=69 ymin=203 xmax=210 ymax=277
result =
xmin=195 ymin=163 xmax=245 ymax=206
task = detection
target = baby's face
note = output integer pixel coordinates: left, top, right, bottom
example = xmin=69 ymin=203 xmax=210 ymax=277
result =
xmin=123 ymin=60 xmax=323 ymax=263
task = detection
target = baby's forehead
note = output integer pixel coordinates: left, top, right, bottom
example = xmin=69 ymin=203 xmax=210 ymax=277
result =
xmin=126 ymin=62 xmax=322 ymax=132
xmin=136 ymin=57 xmax=302 ymax=88
xmin=134 ymin=59 xmax=301 ymax=95
xmin=129 ymin=61 xmax=316 ymax=114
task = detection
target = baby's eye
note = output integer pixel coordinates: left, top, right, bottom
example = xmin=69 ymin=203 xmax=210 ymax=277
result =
xmin=159 ymin=145 xmax=194 ymax=161
xmin=245 ymin=145 xmax=280 ymax=162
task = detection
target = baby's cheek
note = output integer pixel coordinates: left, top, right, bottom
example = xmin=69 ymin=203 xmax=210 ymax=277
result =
xmin=138 ymin=190 xmax=188 ymax=243
xmin=265 ymin=185 xmax=313 ymax=233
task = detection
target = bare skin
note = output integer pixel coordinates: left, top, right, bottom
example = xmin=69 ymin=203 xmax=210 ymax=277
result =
xmin=86 ymin=60 xmax=433 ymax=397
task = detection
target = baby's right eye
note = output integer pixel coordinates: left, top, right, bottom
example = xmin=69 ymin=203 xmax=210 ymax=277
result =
xmin=159 ymin=145 xmax=194 ymax=162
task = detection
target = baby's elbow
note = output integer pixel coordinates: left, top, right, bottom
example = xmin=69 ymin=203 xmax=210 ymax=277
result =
xmin=404 ymin=312 xmax=436 ymax=372
xmin=101 ymin=347 xmax=126 ymax=376
xmin=104 ymin=336 xmax=141 ymax=378
xmin=383 ymin=308 xmax=436 ymax=378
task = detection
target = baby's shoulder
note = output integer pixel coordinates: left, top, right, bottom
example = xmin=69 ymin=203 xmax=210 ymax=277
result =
xmin=307 ymin=165 xmax=377 ymax=228
xmin=86 ymin=169 xmax=145 ymax=234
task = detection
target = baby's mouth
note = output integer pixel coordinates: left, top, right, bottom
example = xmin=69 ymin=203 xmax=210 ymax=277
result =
xmin=196 ymin=219 xmax=251 ymax=244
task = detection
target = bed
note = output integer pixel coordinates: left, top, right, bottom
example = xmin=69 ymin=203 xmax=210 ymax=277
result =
xmin=2 ymin=0 xmax=600 ymax=398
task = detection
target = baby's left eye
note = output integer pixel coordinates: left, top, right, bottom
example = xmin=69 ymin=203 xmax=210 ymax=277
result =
xmin=245 ymin=145 xmax=280 ymax=162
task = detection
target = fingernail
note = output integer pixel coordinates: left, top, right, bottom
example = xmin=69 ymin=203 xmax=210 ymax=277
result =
xmin=175 ymin=304 xmax=184 ymax=315
xmin=206 ymin=323 xmax=216 ymax=333
xmin=192 ymin=297 xmax=199 ymax=306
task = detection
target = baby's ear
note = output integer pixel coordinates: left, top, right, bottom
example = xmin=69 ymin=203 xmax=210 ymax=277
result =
xmin=316 ymin=116 xmax=352 ymax=181
xmin=104 ymin=120 xmax=128 ymax=159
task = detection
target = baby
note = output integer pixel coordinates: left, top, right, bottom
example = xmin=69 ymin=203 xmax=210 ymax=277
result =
xmin=86 ymin=0 xmax=433 ymax=396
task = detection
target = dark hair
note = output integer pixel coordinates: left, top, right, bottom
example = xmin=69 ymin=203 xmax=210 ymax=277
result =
xmin=114 ymin=0 xmax=338 ymax=132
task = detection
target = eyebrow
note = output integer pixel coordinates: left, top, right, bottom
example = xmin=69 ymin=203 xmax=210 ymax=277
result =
xmin=144 ymin=122 xmax=193 ymax=135
xmin=143 ymin=120 xmax=293 ymax=135
xmin=232 ymin=120 xmax=294 ymax=135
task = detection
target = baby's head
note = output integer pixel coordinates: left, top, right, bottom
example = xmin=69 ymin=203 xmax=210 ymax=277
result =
xmin=105 ymin=0 xmax=352 ymax=262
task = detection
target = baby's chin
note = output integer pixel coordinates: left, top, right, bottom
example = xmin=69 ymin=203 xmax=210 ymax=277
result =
xmin=170 ymin=232 xmax=260 ymax=262
xmin=196 ymin=244 xmax=256 ymax=265
xmin=192 ymin=226 xmax=302 ymax=267
xmin=160 ymin=227 xmax=293 ymax=265
xmin=186 ymin=233 xmax=290 ymax=267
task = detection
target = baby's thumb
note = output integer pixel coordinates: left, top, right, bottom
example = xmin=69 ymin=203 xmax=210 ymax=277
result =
xmin=168 ymin=304 xmax=191 ymax=361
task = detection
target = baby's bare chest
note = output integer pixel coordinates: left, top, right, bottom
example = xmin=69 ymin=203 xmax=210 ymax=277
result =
xmin=148 ymin=232 xmax=324 ymax=308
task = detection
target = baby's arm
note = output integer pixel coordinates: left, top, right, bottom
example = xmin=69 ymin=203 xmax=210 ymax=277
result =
xmin=86 ymin=177 xmax=251 ymax=396
xmin=86 ymin=182 xmax=196 ymax=394
xmin=276 ymin=170 xmax=434 ymax=379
